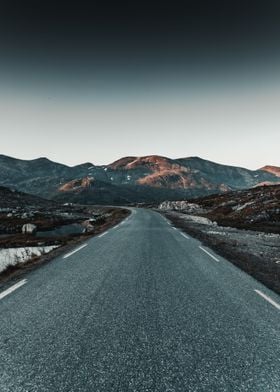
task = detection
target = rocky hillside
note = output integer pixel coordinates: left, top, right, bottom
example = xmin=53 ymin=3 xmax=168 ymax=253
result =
xmin=0 ymin=155 xmax=101 ymax=197
xmin=108 ymin=156 xmax=229 ymax=191
xmin=107 ymin=155 xmax=279 ymax=190
xmin=162 ymin=184 xmax=280 ymax=234
xmin=55 ymin=179 xmax=203 ymax=205
xmin=0 ymin=154 xmax=279 ymax=204
xmin=59 ymin=176 xmax=95 ymax=192
xmin=0 ymin=186 xmax=56 ymax=209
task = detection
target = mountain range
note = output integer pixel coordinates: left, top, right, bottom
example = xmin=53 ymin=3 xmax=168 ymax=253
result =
xmin=0 ymin=154 xmax=279 ymax=204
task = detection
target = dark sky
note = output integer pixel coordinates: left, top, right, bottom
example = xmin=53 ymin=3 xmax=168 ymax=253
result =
xmin=0 ymin=1 xmax=280 ymax=167
xmin=1 ymin=1 xmax=280 ymax=80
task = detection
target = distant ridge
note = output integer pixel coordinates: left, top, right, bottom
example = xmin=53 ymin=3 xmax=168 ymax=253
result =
xmin=0 ymin=154 xmax=279 ymax=204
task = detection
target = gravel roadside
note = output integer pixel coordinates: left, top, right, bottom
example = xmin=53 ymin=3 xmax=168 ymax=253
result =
xmin=162 ymin=210 xmax=280 ymax=295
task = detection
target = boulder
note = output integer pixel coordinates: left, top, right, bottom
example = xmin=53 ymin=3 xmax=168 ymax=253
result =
xmin=22 ymin=223 xmax=37 ymax=235
xmin=81 ymin=220 xmax=94 ymax=233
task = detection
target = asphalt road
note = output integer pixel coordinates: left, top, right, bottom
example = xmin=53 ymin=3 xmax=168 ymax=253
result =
xmin=1 ymin=208 xmax=280 ymax=392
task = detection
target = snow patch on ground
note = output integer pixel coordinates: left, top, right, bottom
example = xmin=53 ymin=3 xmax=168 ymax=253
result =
xmin=207 ymin=230 xmax=226 ymax=235
xmin=182 ymin=214 xmax=217 ymax=226
xmin=159 ymin=200 xmax=204 ymax=213
xmin=0 ymin=245 xmax=59 ymax=273
xmin=233 ymin=201 xmax=255 ymax=211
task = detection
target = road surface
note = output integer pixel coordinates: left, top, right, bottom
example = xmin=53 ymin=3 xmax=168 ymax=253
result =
xmin=1 ymin=208 xmax=280 ymax=391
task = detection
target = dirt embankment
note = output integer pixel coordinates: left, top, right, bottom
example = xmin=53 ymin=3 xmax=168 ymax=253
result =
xmin=163 ymin=211 xmax=280 ymax=295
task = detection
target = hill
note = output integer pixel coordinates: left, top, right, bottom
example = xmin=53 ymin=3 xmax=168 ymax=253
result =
xmin=261 ymin=165 xmax=280 ymax=177
xmin=190 ymin=184 xmax=280 ymax=233
xmin=0 ymin=185 xmax=56 ymax=209
xmin=0 ymin=154 xmax=279 ymax=204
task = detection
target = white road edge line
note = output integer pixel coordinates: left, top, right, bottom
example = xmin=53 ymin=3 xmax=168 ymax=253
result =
xmin=98 ymin=231 xmax=108 ymax=238
xmin=181 ymin=233 xmax=190 ymax=239
xmin=172 ymin=226 xmax=177 ymax=230
xmin=199 ymin=246 xmax=219 ymax=262
xmin=0 ymin=279 xmax=27 ymax=300
xmin=63 ymin=243 xmax=88 ymax=259
xmin=254 ymin=289 xmax=280 ymax=310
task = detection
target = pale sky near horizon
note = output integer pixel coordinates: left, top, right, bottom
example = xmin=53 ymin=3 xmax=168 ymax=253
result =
xmin=0 ymin=76 xmax=279 ymax=170
xmin=0 ymin=1 xmax=280 ymax=170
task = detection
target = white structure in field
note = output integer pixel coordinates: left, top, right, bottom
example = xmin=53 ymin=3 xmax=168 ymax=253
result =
xmin=22 ymin=223 xmax=37 ymax=234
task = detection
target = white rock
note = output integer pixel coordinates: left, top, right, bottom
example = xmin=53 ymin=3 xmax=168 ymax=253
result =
xmin=22 ymin=223 xmax=37 ymax=234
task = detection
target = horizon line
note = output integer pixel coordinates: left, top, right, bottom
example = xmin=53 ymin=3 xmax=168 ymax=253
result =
xmin=0 ymin=152 xmax=277 ymax=172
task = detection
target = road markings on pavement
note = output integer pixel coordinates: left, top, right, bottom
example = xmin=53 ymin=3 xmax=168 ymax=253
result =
xmin=172 ymin=226 xmax=177 ymax=230
xmin=199 ymin=246 xmax=219 ymax=262
xmin=254 ymin=290 xmax=280 ymax=310
xmin=181 ymin=233 xmax=190 ymax=239
xmin=63 ymin=243 xmax=88 ymax=259
xmin=98 ymin=231 xmax=108 ymax=238
xmin=0 ymin=279 xmax=27 ymax=300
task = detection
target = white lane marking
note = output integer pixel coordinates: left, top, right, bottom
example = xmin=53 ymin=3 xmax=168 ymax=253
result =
xmin=254 ymin=290 xmax=280 ymax=310
xmin=199 ymin=246 xmax=219 ymax=262
xmin=181 ymin=233 xmax=190 ymax=239
xmin=63 ymin=243 xmax=88 ymax=259
xmin=114 ymin=224 xmax=119 ymax=229
xmin=98 ymin=231 xmax=108 ymax=238
xmin=0 ymin=279 xmax=27 ymax=300
xmin=172 ymin=226 xmax=177 ymax=230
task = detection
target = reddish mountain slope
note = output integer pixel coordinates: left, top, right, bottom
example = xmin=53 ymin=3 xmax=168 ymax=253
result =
xmin=0 ymin=154 xmax=279 ymax=204
xmin=59 ymin=177 xmax=94 ymax=192
xmin=261 ymin=165 xmax=280 ymax=177
xmin=108 ymin=155 xmax=229 ymax=191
